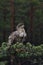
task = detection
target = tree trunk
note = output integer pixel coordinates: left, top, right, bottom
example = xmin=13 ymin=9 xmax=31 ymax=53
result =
xmin=3 ymin=8 xmax=6 ymax=42
xmin=30 ymin=3 xmax=34 ymax=43
xmin=10 ymin=0 xmax=15 ymax=32
xmin=10 ymin=0 xmax=15 ymax=65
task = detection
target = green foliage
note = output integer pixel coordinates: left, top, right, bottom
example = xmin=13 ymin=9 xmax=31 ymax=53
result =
xmin=0 ymin=42 xmax=43 ymax=65
xmin=0 ymin=42 xmax=43 ymax=58
xmin=0 ymin=61 xmax=8 ymax=65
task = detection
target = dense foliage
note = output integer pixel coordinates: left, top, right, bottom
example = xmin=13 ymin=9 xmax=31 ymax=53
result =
xmin=0 ymin=42 xmax=43 ymax=65
xmin=0 ymin=42 xmax=43 ymax=57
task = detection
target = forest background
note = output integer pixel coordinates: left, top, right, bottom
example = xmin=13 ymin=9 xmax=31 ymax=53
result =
xmin=0 ymin=0 xmax=43 ymax=45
